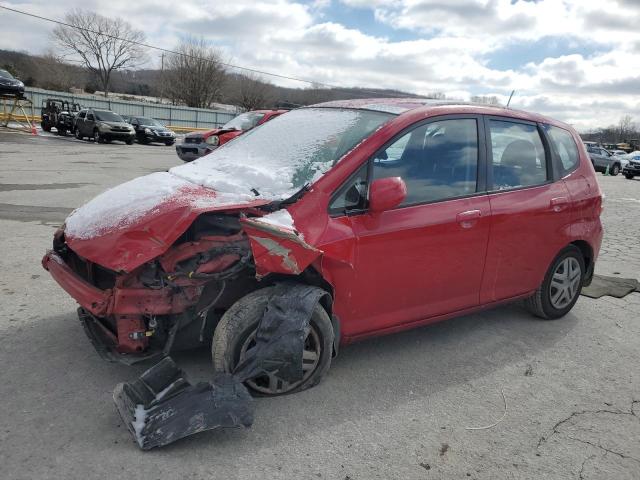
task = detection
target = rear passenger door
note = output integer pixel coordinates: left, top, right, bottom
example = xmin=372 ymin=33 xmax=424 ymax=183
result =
xmin=480 ymin=117 xmax=573 ymax=303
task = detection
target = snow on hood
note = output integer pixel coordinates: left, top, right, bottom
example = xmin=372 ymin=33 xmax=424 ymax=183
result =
xmin=65 ymin=172 xmax=255 ymax=240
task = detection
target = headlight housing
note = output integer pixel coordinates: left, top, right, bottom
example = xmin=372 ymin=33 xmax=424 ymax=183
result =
xmin=97 ymin=122 xmax=109 ymax=131
xmin=144 ymin=127 xmax=152 ymax=134
xmin=205 ymin=135 xmax=219 ymax=146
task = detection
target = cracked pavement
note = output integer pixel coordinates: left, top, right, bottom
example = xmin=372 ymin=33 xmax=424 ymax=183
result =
xmin=0 ymin=131 xmax=639 ymax=479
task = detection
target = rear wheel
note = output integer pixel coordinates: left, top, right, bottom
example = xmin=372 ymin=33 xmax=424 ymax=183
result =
xmin=212 ymin=287 xmax=333 ymax=396
xmin=625 ymin=174 xmax=635 ymax=180
xmin=524 ymin=245 xmax=585 ymax=320
xmin=611 ymin=164 xmax=620 ymax=176
xmin=93 ymin=129 xmax=103 ymax=143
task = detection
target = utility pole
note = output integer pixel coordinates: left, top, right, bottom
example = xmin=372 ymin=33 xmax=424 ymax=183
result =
xmin=159 ymin=53 xmax=165 ymax=104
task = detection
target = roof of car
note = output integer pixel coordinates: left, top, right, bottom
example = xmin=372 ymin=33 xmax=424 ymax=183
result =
xmin=310 ymin=97 xmax=567 ymax=129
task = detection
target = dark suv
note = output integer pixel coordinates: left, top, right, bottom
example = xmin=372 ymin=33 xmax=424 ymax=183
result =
xmin=586 ymin=144 xmax=621 ymax=175
xmin=123 ymin=116 xmax=176 ymax=146
xmin=622 ymin=152 xmax=640 ymax=179
xmin=74 ymin=109 xmax=135 ymax=144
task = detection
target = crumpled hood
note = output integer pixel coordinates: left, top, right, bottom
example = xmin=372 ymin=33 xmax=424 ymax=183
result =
xmin=64 ymin=172 xmax=267 ymax=272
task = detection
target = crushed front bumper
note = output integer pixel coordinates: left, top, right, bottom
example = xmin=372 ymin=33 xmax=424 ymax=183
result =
xmin=42 ymin=250 xmax=199 ymax=362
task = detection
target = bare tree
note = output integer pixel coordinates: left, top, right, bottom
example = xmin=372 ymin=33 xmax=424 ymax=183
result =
xmin=618 ymin=115 xmax=635 ymax=143
xmin=52 ymin=9 xmax=146 ymax=97
xmin=233 ymin=73 xmax=273 ymax=110
xmin=163 ymin=38 xmax=227 ymax=108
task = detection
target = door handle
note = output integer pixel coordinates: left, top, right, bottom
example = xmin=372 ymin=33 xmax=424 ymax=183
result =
xmin=456 ymin=209 xmax=482 ymax=228
xmin=550 ymin=196 xmax=569 ymax=212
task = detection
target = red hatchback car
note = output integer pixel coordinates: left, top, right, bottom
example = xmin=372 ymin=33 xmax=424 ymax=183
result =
xmin=43 ymin=98 xmax=603 ymax=395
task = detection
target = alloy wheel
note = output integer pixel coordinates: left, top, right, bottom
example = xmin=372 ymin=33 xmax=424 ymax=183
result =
xmin=549 ymin=257 xmax=581 ymax=309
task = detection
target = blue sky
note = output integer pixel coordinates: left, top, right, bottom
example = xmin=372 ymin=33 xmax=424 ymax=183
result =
xmin=0 ymin=0 xmax=639 ymax=130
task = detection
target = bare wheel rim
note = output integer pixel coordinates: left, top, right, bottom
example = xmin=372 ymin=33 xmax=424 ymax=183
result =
xmin=238 ymin=324 xmax=321 ymax=395
xmin=549 ymin=257 xmax=581 ymax=309
xmin=94 ymin=130 xmax=100 ymax=142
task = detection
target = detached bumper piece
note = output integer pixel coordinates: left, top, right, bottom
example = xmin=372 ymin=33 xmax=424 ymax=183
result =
xmin=114 ymin=357 xmax=253 ymax=450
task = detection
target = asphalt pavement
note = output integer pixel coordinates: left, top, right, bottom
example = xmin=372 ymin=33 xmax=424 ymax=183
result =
xmin=0 ymin=130 xmax=638 ymax=479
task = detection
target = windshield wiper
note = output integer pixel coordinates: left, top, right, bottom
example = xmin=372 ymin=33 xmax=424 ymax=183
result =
xmin=260 ymin=183 xmax=310 ymax=212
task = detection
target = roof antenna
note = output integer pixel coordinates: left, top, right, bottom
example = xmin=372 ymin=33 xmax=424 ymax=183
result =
xmin=506 ymin=90 xmax=515 ymax=108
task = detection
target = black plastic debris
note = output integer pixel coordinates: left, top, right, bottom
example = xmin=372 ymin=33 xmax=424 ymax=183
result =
xmin=234 ymin=283 xmax=329 ymax=383
xmin=113 ymin=357 xmax=253 ymax=450
xmin=581 ymin=274 xmax=640 ymax=299
xmin=114 ymin=284 xmax=330 ymax=450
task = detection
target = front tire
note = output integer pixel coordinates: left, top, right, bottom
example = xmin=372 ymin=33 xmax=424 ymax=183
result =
xmin=212 ymin=287 xmax=333 ymax=396
xmin=524 ymin=245 xmax=585 ymax=320
xmin=625 ymin=174 xmax=634 ymax=180
xmin=74 ymin=128 xmax=82 ymax=140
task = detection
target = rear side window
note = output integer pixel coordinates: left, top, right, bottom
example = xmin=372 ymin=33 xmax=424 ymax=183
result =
xmin=372 ymin=118 xmax=479 ymax=205
xmin=489 ymin=120 xmax=547 ymax=190
xmin=545 ymin=125 xmax=579 ymax=175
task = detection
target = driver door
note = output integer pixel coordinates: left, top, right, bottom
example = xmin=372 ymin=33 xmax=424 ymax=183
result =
xmin=336 ymin=116 xmax=491 ymax=337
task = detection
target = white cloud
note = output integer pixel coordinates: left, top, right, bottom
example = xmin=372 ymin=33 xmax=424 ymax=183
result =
xmin=0 ymin=0 xmax=639 ymax=129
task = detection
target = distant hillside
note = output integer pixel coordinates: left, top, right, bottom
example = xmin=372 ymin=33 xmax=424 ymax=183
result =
xmin=0 ymin=48 xmax=425 ymax=108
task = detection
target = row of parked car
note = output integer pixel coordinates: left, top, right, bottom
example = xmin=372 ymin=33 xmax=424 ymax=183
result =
xmin=585 ymin=142 xmax=640 ymax=179
xmin=39 ymin=97 xmax=288 ymax=162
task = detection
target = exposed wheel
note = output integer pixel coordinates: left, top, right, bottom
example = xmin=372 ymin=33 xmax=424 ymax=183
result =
xmin=524 ymin=245 xmax=585 ymax=320
xmin=57 ymin=128 xmax=66 ymax=136
xmin=41 ymin=121 xmax=51 ymax=132
xmin=611 ymin=164 xmax=620 ymax=176
xmin=74 ymin=128 xmax=82 ymax=140
xmin=625 ymin=174 xmax=634 ymax=180
xmin=212 ymin=286 xmax=333 ymax=396
xmin=93 ymin=129 xmax=104 ymax=143
xmin=126 ymin=138 xmax=134 ymax=145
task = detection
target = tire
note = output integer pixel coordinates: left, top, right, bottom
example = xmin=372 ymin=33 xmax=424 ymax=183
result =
xmin=74 ymin=128 xmax=82 ymax=140
xmin=611 ymin=164 xmax=620 ymax=176
xmin=165 ymin=141 xmax=174 ymax=146
xmin=625 ymin=174 xmax=634 ymax=180
xmin=212 ymin=286 xmax=333 ymax=396
xmin=93 ymin=129 xmax=103 ymax=143
xmin=126 ymin=138 xmax=134 ymax=145
xmin=524 ymin=245 xmax=585 ymax=320
xmin=57 ymin=128 xmax=66 ymax=136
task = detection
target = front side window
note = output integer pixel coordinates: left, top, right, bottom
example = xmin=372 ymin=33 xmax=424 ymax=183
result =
xmin=372 ymin=118 xmax=479 ymax=206
xmin=489 ymin=120 xmax=547 ymax=190
xmin=329 ymin=163 xmax=369 ymax=214
xmin=545 ymin=125 xmax=579 ymax=175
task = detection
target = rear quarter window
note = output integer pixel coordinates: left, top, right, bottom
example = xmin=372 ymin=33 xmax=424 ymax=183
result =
xmin=546 ymin=125 xmax=579 ymax=175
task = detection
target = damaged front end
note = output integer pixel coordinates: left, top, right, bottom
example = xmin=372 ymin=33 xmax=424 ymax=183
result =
xmin=42 ymin=209 xmax=326 ymax=364
xmin=42 ymin=214 xmax=260 ymax=363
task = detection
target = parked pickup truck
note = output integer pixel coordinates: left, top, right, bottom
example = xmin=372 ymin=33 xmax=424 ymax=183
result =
xmin=175 ymin=110 xmax=287 ymax=162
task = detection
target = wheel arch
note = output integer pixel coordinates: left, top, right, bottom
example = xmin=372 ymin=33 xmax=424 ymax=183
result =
xmin=569 ymin=239 xmax=594 ymax=286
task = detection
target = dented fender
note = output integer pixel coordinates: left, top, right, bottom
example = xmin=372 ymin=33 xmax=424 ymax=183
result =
xmin=241 ymin=217 xmax=323 ymax=277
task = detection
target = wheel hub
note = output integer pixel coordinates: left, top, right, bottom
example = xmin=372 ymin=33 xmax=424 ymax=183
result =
xmin=549 ymin=257 xmax=581 ymax=309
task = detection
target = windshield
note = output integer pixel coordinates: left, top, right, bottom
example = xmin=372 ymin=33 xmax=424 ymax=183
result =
xmin=138 ymin=117 xmax=162 ymax=126
xmin=0 ymin=69 xmax=15 ymax=79
xmin=223 ymin=112 xmax=266 ymax=130
xmin=95 ymin=110 xmax=124 ymax=122
xmin=170 ymin=108 xmax=394 ymax=200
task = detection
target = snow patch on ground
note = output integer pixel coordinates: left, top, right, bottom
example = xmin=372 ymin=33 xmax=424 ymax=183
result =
xmin=132 ymin=404 xmax=148 ymax=448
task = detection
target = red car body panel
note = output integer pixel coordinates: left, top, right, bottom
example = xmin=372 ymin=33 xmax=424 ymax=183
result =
xmin=44 ymin=100 xmax=604 ymax=358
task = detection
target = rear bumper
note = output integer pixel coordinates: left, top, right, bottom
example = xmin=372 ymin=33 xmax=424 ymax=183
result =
xmin=622 ymin=165 xmax=640 ymax=175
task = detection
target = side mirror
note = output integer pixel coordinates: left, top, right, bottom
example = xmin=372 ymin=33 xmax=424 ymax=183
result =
xmin=369 ymin=177 xmax=407 ymax=214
